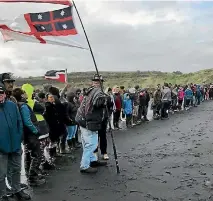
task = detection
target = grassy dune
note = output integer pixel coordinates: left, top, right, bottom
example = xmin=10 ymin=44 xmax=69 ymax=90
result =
xmin=15 ymin=69 xmax=213 ymax=89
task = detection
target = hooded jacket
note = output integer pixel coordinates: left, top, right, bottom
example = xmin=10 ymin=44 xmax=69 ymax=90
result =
xmin=185 ymin=88 xmax=193 ymax=100
xmin=123 ymin=94 xmax=133 ymax=115
xmin=0 ymin=100 xmax=23 ymax=153
xmin=22 ymin=84 xmax=49 ymax=138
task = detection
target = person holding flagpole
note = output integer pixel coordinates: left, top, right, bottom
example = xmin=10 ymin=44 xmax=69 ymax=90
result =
xmin=75 ymin=74 xmax=108 ymax=173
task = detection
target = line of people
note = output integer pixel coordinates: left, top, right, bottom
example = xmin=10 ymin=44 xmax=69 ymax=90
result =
xmin=1 ymin=72 xmax=212 ymax=201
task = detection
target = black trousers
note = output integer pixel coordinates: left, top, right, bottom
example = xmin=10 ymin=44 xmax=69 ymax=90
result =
xmin=161 ymin=101 xmax=170 ymax=118
xmin=153 ymin=102 xmax=161 ymax=116
xmin=24 ymin=136 xmax=42 ymax=179
xmin=94 ymin=120 xmax=108 ymax=155
xmin=138 ymin=106 xmax=147 ymax=119
xmin=113 ymin=110 xmax=121 ymax=127
xmin=126 ymin=114 xmax=132 ymax=127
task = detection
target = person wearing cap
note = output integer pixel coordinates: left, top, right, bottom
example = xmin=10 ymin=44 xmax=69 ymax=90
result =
xmin=0 ymin=73 xmax=16 ymax=103
xmin=0 ymin=84 xmax=31 ymax=201
xmin=0 ymin=73 xmax=29 ymax=196
xmin=75 ymin=74 xmax=108 ymax=174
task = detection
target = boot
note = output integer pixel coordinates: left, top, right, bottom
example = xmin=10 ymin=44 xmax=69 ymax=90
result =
xmin=41 ymin=161 xmax=56 ymax=170
xmin=14 ymin=190 xmax=31 ymax=200
xmin=80 ymin=167 xmax=98 ymax=174
xmin=72 ymin=138 xmax=81 ymax=149
xmin=28 ymin=176 xmax=46 ymax=187
xmin=67 ymin=140 xmax=74 ymax=151
xmin=90 ymin=160 xmax=107 ymax=167
xmin=59 ymin=143 xmax=67 ymax=154
xmin=75 ymin=134 xmax=82 ymax=148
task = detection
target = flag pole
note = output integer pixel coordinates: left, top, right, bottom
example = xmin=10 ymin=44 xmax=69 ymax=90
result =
xmin=72 ymin=0 xmax=120 ymax=174
xmin=65 ymin=68 xmax=68 ymax=83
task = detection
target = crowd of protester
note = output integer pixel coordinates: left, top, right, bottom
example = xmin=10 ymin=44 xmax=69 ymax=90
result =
xmin=0 ymin=72 xmax=213 ymax=201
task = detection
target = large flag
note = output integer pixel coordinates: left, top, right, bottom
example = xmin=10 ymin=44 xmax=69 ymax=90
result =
xmin=0 ymin=0 xmax=71 ymax=5
xmin=0 ymin=3 xmax=86 ymax=49
xmin=45 ymin=70 xmax=66 ymax=83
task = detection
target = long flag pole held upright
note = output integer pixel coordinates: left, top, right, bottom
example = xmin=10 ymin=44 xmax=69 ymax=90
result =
xmin=72 ymin=0 xmax=120 ymax=174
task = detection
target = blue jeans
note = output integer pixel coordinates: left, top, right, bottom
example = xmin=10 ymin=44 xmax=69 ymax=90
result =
xmin=80 ymin=127 xmax=98 ymax=170
xmin=0 ymin=151 xmax=22 ymax=198
xmin=67 ymin=125 xmax=77 ymax=140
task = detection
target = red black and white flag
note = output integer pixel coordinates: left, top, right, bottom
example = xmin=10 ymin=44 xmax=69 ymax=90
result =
xmin=0 ymin=0 xmax=71 ymax=5
xmin=45 ymin=70 xmax=66 ymax=83
xmin=0 ymin=1 xmax=86 ymax=49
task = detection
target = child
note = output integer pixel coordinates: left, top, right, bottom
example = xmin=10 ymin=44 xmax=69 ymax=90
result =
xmin=123 ymin=93 xmax=133 ymax=128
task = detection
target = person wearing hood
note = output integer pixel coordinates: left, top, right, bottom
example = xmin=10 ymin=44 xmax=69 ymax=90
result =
xmin=0 ymin=84 xmax=31 ymax=201
xmin=12 ymin=87 xmax=46 ymax=187
xmin=66 ymin=91 xmax=80 ymax=151
xmin=22 ymin=84 xmax=53 ymax=172
xmin=123 ymin=93 xmax=133 ymax=128
xmin=161 ymin=83 xmax=172 ymax=119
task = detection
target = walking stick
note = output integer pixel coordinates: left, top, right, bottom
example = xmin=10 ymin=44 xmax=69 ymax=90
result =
xmin=72 ymin=0 xmax=120 ymax=174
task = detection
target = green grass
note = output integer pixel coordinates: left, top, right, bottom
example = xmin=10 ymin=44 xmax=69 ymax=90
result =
xmin=15 ymin=69 xmax=213 ymax=89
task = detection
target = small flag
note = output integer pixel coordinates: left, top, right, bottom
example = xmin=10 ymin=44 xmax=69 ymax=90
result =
xmin=45 ymin=70 xmax=66 ymax=83
xmin=0 ymin=5 xmax=86 ymax=49
xmin=0 ymin=0 xmax=71 ymax=5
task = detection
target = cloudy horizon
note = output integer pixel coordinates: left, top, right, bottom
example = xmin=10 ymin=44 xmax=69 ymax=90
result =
xmin=0 ymin=1 xmax=213 ymax=77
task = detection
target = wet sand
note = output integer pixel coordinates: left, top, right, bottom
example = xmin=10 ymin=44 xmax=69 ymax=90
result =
xmin=25 ymin=101 xmax=213 ymax=201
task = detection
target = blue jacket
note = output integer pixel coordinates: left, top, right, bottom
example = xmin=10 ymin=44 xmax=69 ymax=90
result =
xmin=0 ymin=101 xmax=23 ymax=153
xmin=123 ymin=98 xmax=133 ymax=115
xmin=20 ymin=104 xmax=38 ymax=134
xmin=184 ymin=88 xmax=193 ymax=100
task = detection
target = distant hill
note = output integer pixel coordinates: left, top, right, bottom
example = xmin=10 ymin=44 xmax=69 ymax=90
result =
xmin=14 ymin=69 xmax=213 ymax=89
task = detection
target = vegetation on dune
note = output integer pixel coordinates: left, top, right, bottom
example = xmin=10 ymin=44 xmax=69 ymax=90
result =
xmin=14 ymin=69 xmax=213 ymax=89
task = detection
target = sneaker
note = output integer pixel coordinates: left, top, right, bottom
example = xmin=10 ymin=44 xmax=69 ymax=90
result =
xmin=103 ymin=154 xmax=109 ymax=160
xmin=41 ymin=161 xmax=56 ymax=170
xmin=14 ymin=190 xmax=31 ymax=200
xmin=80 ymin=167 xmax=98 ymax=174
xmin=28 ymin=178 xmax=46 ymax=187
xmin=90 ymin=160 xmax=107 ymax=167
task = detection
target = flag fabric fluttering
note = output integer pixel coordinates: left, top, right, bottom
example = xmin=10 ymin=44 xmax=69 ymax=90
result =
xmin=45 ymin=70 xmax=66 ymax=83
xmin=0 ymin=2 xmax=86 ymax=49
xmin=0 ymin=0 xmax=71 ymax=5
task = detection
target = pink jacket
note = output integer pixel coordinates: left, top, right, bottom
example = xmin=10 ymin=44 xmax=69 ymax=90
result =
xmin=178 ymin=90 xmax=184 ymax=100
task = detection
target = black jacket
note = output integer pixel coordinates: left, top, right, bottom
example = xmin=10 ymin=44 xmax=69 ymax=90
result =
xmin=43 ymin=101 xmax=67 ymax=142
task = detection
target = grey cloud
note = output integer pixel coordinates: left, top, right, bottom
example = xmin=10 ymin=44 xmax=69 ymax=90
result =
xmin=0 ymin=1 xmax=213 ymax=76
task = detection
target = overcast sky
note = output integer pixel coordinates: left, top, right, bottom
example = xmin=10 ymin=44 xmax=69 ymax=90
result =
xmin=0 ymin=1 xmax=213 ymax=77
